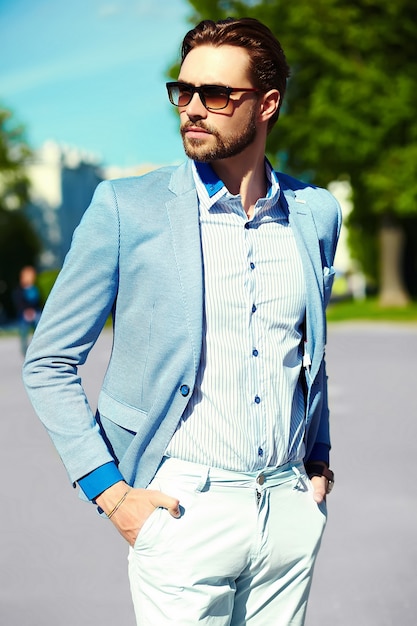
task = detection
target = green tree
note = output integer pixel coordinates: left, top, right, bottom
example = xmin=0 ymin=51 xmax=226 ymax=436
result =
xmin=0 ymin=106 xmax=41 ymax=321
xmin=180 ymin=0 xmax=417 ymax=304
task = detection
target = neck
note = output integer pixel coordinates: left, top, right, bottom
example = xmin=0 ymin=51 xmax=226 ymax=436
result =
xmin=211 ymin=143 xmax=268 ymax=219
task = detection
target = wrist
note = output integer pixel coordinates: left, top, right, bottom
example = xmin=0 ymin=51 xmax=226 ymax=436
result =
xmin=95 ymin=480 xmax=129 ymax=511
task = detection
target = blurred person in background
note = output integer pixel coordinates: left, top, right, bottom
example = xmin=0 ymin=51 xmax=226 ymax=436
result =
xmin=13 ymin=265 xmax=41 ymax=355
xmin=23 ymin=17 xmax=341 ymax=626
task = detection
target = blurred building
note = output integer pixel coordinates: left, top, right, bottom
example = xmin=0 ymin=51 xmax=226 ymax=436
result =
xmin=328 ymin=180 xmax=366 ymax=300
xmin=25 ymin=141 xmax=104 ymax=270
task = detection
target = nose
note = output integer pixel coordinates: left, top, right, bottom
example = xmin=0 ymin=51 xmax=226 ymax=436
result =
xmin=184 ymin=91 xmax=207 ymax=119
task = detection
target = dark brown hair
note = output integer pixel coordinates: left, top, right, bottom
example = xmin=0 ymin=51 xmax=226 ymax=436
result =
xmin=181 ymin=17 xmax=290 ymax=128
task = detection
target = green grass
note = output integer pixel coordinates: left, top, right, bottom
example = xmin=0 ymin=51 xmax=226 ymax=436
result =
xmin=327 ymin=298 xmax=417 ymax=323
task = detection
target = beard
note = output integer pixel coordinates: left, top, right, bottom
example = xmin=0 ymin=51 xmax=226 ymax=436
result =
xmin=180 ymin=106 xmax=258 ymax=162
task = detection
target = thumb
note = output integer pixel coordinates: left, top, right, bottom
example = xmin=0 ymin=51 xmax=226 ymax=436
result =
xmin=168 ymin=501 xmax=181 ymax=518
xmin=150 ymin=491 xmax=181 ymax=518
xmin=310 ymin=475 xmax=326 ymax=504
xmin=313 ymin=489 xmax=325 ymax=504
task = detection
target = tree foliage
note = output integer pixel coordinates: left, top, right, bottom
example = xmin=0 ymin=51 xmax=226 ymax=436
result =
xmin=180 ymin=0 xmax=417 ymax=293
xmin=0 ymin=107 xmax=32 ymax=211
xmin=0 ymin=106 xmax=41 ymax=321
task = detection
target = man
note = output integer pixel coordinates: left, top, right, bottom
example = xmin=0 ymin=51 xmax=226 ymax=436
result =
xmin=13 ymin=265 xmax=41 ymax=355
xmin=23 ymin=17 xmax=341 ymax=626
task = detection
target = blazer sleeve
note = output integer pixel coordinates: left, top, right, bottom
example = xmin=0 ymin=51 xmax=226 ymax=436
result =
xmin=23 ymin=181 xmax=123 ymax=486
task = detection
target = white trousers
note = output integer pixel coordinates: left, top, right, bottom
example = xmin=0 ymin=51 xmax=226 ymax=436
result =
xmin=128 ymin=457 xmax=327 ymax=626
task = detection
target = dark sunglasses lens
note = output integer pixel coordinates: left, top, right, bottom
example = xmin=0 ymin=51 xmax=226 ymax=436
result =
xmin=201 ymin=87 xmax=229 ymax=110
xmin=168 ymin=84 xmax=192 ymax=106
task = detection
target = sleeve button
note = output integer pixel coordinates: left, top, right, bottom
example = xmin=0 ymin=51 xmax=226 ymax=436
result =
xmin=180 ymin=384 xmax=190 ymax=397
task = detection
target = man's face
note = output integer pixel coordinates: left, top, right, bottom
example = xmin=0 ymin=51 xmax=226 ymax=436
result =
xmin=178 ymin=45 xmax=260 ymax=162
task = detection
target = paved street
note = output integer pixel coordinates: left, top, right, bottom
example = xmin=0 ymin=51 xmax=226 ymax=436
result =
xmin=1 ymin=322 xmax=416 ymax=626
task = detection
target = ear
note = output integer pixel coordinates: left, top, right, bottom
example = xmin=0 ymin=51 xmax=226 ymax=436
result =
xmin=259 ymin=89 xmax=280 ymax=124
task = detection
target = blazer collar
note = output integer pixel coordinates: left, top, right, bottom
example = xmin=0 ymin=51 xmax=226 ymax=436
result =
xmin=168 ymin=159 xmax=195 ymax=196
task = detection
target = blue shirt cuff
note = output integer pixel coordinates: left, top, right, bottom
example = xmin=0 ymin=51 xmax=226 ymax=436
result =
xmin=78 ymin=462 xmax=125 ymax=500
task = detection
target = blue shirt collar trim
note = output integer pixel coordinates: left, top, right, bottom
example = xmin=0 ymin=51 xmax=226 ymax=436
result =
xmin=194 ymin=162 xmax=225 ymax=198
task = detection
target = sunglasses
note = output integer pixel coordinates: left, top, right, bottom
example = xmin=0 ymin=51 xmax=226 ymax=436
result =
xmin=166 ymin=81 xmax=260 ymax=111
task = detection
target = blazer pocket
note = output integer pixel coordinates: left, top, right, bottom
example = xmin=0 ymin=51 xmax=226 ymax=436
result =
xmin=98 ymin=389 xmax=148 ymax=433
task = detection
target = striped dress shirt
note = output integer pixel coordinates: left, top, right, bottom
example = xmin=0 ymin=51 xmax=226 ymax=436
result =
xmin=166 ymin=160 xmax=307 ymax=471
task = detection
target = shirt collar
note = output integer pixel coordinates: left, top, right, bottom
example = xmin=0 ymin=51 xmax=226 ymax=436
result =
xmin=192 ymin=159 xmax=280 ymax=209
xmin=194 ymin=162 xmax=225 ymax=198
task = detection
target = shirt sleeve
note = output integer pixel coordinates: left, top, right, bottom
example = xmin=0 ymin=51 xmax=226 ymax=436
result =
xmin=78 ymin=462 xmax=125 ymax=501
xmin=305 ymin=442 xmax=330 ymax=466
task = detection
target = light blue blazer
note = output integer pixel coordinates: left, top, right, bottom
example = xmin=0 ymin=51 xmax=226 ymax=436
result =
xmin=23 ymin=159 xmax=342 ymax=491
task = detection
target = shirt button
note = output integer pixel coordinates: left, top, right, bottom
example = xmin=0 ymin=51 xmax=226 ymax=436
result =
xmin=245 ymin=222 xmax=250 ymax=229
xmin=254 ymin=395 xmax=261 ymax=404
xmin=252 ymin=304 xmax=257 ymax=313
xmin=258 ymin=447 xmax=264 ymax=457
xmin=252 ymin=349 xmax=259 ymax=357
xmin=250 ymin=262 xmax=255 ymax=270
xmin=179 ymin=384 xmax=190 ymax=397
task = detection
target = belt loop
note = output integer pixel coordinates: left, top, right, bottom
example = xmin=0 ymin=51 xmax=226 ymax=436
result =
xmin=292 ymin=465 xmax=307 ymax=491
xmin=195 ymin=466 xmax=210 ymax=492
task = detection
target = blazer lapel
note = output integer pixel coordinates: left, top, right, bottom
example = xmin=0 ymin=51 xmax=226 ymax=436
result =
xmin=280 ymin=185 xmax=325 ymax=380
xmin=166 ymin=161 xmax=204 ymax=373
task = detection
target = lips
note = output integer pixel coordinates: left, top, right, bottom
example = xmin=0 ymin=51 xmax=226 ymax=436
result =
xmin=181 ymin=123 xmax=211 ymax=139
xmin=185 ymin=129 xmax=209 ymax=140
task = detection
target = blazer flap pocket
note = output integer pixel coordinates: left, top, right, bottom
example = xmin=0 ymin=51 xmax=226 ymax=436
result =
xmin=98 ymin=389 xmax=147 ymax=433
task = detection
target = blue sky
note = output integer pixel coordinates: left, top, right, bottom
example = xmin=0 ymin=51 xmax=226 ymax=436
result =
xmin=0 ymin=0 xmax=192 ymax=167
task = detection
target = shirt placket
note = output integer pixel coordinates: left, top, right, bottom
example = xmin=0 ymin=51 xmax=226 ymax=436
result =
xmin=244 ymin=213 xmax=268 ymax=468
